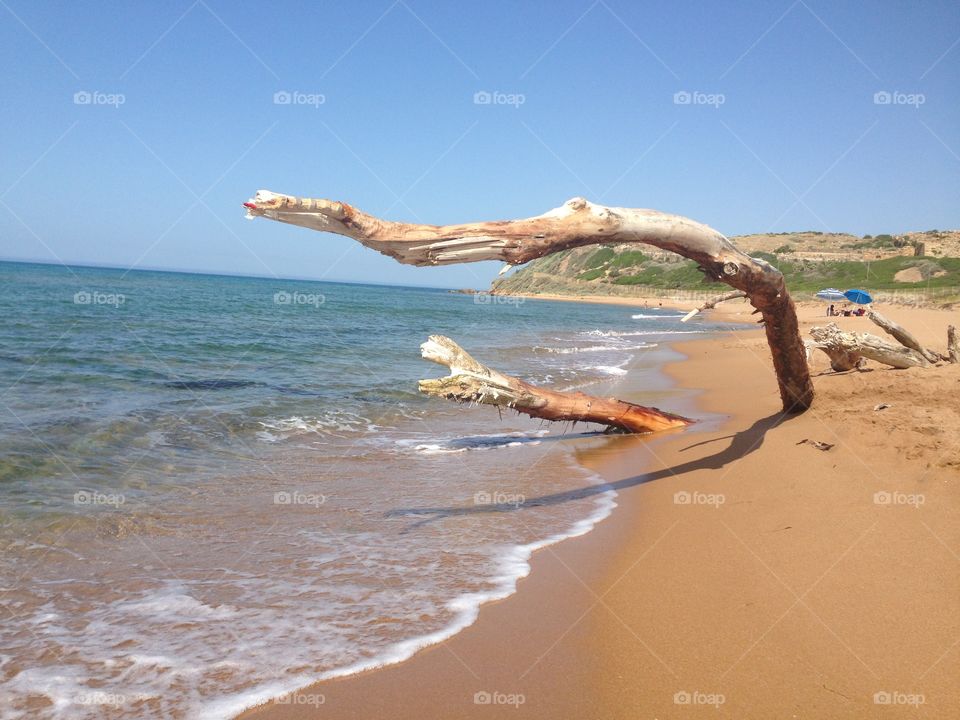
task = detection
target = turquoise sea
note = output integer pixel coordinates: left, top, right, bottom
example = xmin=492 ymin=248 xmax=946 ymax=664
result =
xmin=0 ymin=260 xmax=738 ymax=719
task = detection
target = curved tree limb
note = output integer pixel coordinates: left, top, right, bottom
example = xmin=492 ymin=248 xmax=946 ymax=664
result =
xmin=419 ymin=335 xmax=694 ymax=434
xmin=244 ymin=191 xmax=814 ymax=412
xmin=867 ymin=310 xmax=940 ymax=363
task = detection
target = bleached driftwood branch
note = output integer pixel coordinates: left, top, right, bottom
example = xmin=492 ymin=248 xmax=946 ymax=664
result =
xmin=867 ymin=310 xmax=941 ymax=363
xmin=699 ymin=289 xmax=748 ymax=310
xmin=244 ymin=191 xmax=814 ymax=412
xmin=809 ymin=323 xmax=929 ymax=370
xmin=418 ymin=335 xmax=693 ymax=434
xmin=805 ymin=339 xmax=865 ymax=372
xmin=681 ymin=289 xmax=748 ymax=323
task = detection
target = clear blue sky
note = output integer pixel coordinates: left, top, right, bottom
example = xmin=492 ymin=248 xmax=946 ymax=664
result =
xmin=1 ymin=0 xmax=957 ymax=288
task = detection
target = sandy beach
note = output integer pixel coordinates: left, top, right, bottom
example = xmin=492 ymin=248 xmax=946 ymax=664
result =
xmin=239 ymin=302 xmax=959 ymax=720
xmin=494 ymin=290 xmax=724 ymax=313
xmin=502 ymin=289 xmax=956 ymax=318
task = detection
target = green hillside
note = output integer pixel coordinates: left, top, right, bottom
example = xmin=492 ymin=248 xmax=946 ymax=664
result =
xmin=490 ymin=241 xmax=960 ymax=304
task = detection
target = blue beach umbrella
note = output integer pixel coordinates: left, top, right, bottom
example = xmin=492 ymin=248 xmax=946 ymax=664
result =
xmin=844 ymin=289 xmax=873 ymax=305
xmin=816 ymin=288 xmax=846 ymax=302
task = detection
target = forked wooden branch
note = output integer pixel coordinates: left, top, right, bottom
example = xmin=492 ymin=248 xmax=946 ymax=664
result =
xmin=244 ymin=191 xmax=814 ymax=412
xmin=418 ymin=335 xmax=693 ymax=434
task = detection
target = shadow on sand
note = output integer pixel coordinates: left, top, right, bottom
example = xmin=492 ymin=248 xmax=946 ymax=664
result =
xmin=388 ymin=412 xmax=789 ymax=530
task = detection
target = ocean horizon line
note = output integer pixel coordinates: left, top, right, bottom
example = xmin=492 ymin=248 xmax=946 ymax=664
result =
xmin=0 ymin=257 xmax=474 ymax=293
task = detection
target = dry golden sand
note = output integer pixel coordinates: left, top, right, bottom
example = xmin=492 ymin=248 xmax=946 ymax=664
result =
xmin=238 ymin=304 xmax=959 ymax=720
xmin=495 ymin=291 xmax=707 ymax=312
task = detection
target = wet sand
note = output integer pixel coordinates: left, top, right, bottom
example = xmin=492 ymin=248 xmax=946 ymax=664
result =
xmin=238 ymin=303 xmax=959 ymax=719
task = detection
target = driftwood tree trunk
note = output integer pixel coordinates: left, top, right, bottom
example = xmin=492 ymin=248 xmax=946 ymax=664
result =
xmin=805 ymin=339 xmax=865 ymax=372
xmin=809 ymin=324 xmax=929 ymax=369
xmin=948 ymin=326 xmax=958 ymax=364
xmin=244 ymin=191 xmax=815 ymax=412
xmin=419 ymin=336 xmax=693 ymax=433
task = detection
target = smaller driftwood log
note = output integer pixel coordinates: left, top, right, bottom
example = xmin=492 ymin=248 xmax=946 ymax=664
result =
xmin=867 ymin=310 xmax=941 ymax=363
xmin=948 ymin=326 xmax=958 ymax=364
xmin=808 ymin=323 xmax=929 ymax=370
xmin=418 ymin=335 xmax=694 ymax=434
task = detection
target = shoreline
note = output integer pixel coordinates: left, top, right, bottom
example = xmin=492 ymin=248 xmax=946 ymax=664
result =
xmin=213 ymin=470 xmax=621 ymax=720
xmin=233 ymin=331 xmax=728 ymax=720
xmin=493 ymin=290 xmax=728 ymax=313
xmin=497 ymin=289 xmax=957 ymax=314
xmin=237 ymin=304 xmax=959 ymax=719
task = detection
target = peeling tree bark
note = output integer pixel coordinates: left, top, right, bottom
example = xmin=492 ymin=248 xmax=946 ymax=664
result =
xmin=419 ymin=335 xmax=694 ymax=434
xmin=244 ymin=191 xmax=815 ymax=412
